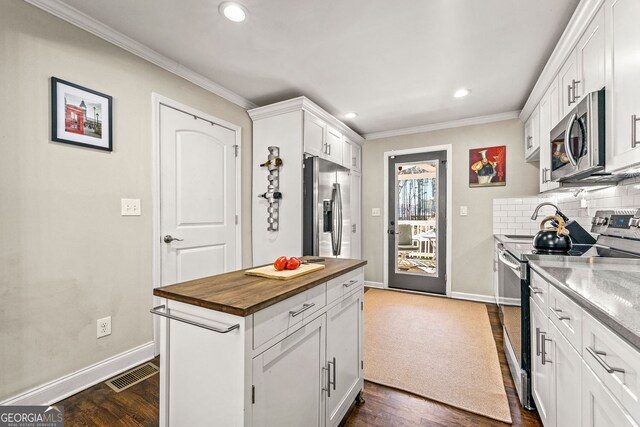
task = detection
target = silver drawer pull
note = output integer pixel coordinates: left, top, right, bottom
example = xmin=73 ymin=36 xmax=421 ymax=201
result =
xmin=586 ymin=346 xmax=626 ymax=374
xmin=531 ymin=287 xmax=544 ymax=295
xmin=343 ymin=279 xmax=358 ymax=288
xmin=633 ymin=115 xmax=640 ymax=148
xmin=552 ymin=308 xmax=571 ymax=321
xmin=150 ymin=305 xmax=240 ymax=334
xmin=536 ymin=327 xmax=541 ymax=356
xmin=289 ymin=303 xmax=315 ymax=317
xmin=541 ymin=334 xmax=552 ymax=365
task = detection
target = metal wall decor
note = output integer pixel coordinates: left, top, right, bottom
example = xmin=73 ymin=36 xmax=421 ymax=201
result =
xmin=258 ymin=146 xmax=282 ymax=231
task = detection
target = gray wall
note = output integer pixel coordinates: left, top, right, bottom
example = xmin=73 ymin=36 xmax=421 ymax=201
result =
xmin=0 ymin=0 xmax=252 ymax=400
xmin=362 ymin=119 xmax=539 ymax=296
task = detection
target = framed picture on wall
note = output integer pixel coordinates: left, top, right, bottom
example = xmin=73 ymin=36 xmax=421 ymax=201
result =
xmin=469 ymin=145 xmax=506 ymax=187
xmin=51 ymin=77 xmax=113 ymax=151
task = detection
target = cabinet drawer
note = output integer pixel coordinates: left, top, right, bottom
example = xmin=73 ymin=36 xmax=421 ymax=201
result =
xmin=530 ymin=271 xmax=550 ymax=313
xmin=583 ymin=311 xmax=640 ymax=424
xmin=253 ymin=284 xmax=327 ymax=349
xmin=548 ymin=285 xmax=583 ymax=353
xmin=327 ymin=268 xmax=363 ymax=304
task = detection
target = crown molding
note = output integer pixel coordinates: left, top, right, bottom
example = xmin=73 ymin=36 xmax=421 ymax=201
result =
xmin=24 ymin=0 xmax=257 ymax=110
xmin=363 ymin=110 xmax=521 ymax=141
xmin=519 ymin=0 xmax=605 ymax=121
xmin=248 ymin=96 xmax=365 ymax=144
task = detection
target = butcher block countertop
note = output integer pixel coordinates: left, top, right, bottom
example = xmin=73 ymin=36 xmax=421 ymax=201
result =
xmin=153 ymin=257 xmax=367 ymax=317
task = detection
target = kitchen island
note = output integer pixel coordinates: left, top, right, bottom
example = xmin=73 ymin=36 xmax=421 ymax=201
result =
xmin=152 ymin=257 xmax=367 ymax=427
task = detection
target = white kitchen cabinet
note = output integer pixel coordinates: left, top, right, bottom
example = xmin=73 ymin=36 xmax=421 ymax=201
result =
xmin=304 ymin=112 xmax=327 ymax=159
xmin=604 ymin=0 xmax=640 ymax=172
xmin=326 ymin=290 xmax=363 ymax=427
xmin=351 ymin=143 xmax=362 ymax=172
xmin=342 ymin=137 xmax=352 ymax=169
xmin=576 ymin=6 xmax=606 ymax=98
xmin=326 ymin=126 xmax=343 ymax=165
xmin=525 ymin=106 xmax=541 ymax=161
xmin=253 ymin=315 xmax=326 ymax=427
xmin=549 ymin=322 xmax=582 ymax=427
xmin=559 ymin=54 xmax=579 ymax=119
xmin=351 ymin=172 xmax=361 ymax=259
xmin=539 ymin=84 xmax=560 ymax=192
xmin=582 ymin=360 xmax=638 ymax=427
xmin=531 ymin=297 xmax=555 ymax=427
xmin=549 ymin=78 xmax=562 ymax=130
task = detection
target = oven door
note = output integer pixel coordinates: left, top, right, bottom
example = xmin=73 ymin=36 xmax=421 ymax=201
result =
xmin=550 ymin=90 xmax=604 ymax=182
xmin=497 ymin=245 xmax=523 ymax=366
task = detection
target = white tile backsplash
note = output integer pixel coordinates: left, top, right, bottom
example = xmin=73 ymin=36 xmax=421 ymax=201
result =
xmin=493 ymin=177 xmax=640 ymax=236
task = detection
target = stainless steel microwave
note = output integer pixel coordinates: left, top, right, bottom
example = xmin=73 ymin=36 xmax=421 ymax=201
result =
xmin=550 ymin=89 xmax=605 ymax=182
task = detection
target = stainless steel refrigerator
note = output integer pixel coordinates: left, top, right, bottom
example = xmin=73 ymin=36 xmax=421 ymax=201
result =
xmin=303 ymin=157 xmax=351 ymax=258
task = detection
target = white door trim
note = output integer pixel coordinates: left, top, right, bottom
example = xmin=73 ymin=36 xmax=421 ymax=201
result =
xmin=382 ymin=144 xmax=453 ymax=297
xmin=151 ymin=93 xmax=242 ymax=355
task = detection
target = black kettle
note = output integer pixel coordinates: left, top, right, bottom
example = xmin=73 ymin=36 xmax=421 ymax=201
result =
xmin=533 ymin=215 xmax=572 ymax=254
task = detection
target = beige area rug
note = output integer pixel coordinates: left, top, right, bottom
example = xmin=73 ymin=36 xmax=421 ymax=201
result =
xmin=364 ymin=289 xmax=512 ymax=424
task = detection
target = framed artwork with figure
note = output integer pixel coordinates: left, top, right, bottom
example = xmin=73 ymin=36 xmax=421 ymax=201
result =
xmin=469 ymin=145 xmax=506 ymax=187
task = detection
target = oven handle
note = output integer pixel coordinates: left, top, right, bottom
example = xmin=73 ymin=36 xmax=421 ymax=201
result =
xmin=564 ymin=113 xmax=579 ymax=167
xmin=498 ymin=248 xmax=521 ymax=271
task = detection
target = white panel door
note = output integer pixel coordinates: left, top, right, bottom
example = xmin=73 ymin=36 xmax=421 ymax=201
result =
xmin=326 ymin=291 xmax=362 ymax=427
xmin=576 ymin=6 xmax=605 ymax=97
xmin=550 ymin=322 xmax=582 ymax=427
xmin=160 ymin=105 xmax=237 ymax=285
xmin=559 ymin=54 xmax=578 ymax=118
xmin=252 ymin=316 xmax=326 ymax=427
xmin=582 ymin=360 xmax=638 ymax=427
xmin=531 ymin=298 xmax=555 ymax=427
xmin=304 ymin=112 xmax=326 ymax=158
xmin=539 ymin=84 xmax=560 ymax=192
xmin=605 ymin=0 xmax=640 ymax=171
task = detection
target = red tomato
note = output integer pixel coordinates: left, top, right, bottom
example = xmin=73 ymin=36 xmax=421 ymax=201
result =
xmin=273 ymin=256 xmax=288 ymax=271
xmin=286 ymin=257 xmax=301 ymax=270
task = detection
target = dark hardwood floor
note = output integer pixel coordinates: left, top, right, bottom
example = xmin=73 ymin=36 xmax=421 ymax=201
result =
xmin=58 ymin=303 xmax=542 ymax=426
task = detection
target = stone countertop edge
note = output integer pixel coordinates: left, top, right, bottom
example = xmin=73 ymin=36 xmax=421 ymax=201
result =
xmin=529 ymin=261 xmax=640 ymax=352
xmin=494 ymin=234 xmax=535 ymax=244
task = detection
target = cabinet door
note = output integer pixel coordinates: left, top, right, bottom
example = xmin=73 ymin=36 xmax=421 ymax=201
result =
xmin=531 ymin=298 xmax=556 ymax=427
xmin=550 ymin=322 xmax=582 ymax=427
xmin=605 ymin=0 xmax=640 ymax=172
xmin=539 ymin=85 xmax=560 ymax=192
xmin=326 ymin=126 xmax=343 ymax=165
xmin=342 ymin=137 xmax=352 ymax=169
xmin=351 ymin=144 xmax=362 ymax=172
xmin=559 ymin=54 xmax=578 ymax=118
xmin=326 ymin=291 xmax=363 ymax=427
xmin=549 ymin=77 xmax=562 ymax=129
xmin=304 ymin=112 xmax=327 ymax=158
xmin=582 ymin=360 xmax=638 ymax=427
xmin=350 ymin=172 xmax=361 ymax=259
xmin=525 ymin=106 xmax=540 ymax=161
xmin=576 ymin=6 xmax=605 ymax=98
xmin=252 ymin=316 xmax=326 ymax=427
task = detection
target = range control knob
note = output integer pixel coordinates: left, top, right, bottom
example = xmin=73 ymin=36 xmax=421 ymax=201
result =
xmin=630 ymin=218 xmax=640 ymax=228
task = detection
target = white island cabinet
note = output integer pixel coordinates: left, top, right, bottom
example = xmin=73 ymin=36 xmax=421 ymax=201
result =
xmin=153 ymin=259 xmax=366 ymax=427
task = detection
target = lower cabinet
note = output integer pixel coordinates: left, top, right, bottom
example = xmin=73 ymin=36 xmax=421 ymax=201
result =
xmin=582 ymin=361 xmax=638 ymax=427
xmin=550 ymin=322 xmax=582 ymax=427
xmin=253 ymin=316 xmax=327 ymax=427
xmin=531 ymin=297 xmax=555 ymax=427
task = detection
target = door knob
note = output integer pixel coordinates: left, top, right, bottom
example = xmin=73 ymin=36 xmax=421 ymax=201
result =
xmin=163 ymin=235 xmax=184 ymax=243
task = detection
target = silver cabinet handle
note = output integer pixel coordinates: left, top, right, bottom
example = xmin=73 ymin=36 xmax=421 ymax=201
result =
xmin=164 ymin=235 xmax=184 ymax=243
xmin=531 ymin=287 xmax=544 ymax=295
xmin=328 ymin=143 xmax=331 ymax=156
xmin=329 ymin=357 xmax=336 ymax=391
xmin=545 ymin=168 xmax=551 ymax=183
xmin=541 ymin=334 xmax=552 ymax=365
xmin=541 ymin=168 xmax=548 ymax=184
xmin=572 ymin=79 xmax=581 ymax=102
xmin=527 ymin=136 xmax=533 ymax=149
xmin=536 ymin=327 xmax=542 ymax=356
xmin=322 ymin=365 xmax=331 ymax=397
xmin=289 ymin=303 xmax=315 ymax=317
xmin=150 ymin=305 xmax=240 ymax=334
xmin=632 ymin=115 xmax=640 ymax=148
xmin=552 ymin=308 xmax=570 ymax=321
xmin=343 ymin=279 xmax=358 ymax=288
xmin=586 ymin=346 xmax=625 ymax=374
xmin=568 ymin=84 xmax=574 ymax=106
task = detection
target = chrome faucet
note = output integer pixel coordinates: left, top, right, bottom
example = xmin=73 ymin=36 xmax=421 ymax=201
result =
xmin=531 ymin=202 xmax=569 ymax=223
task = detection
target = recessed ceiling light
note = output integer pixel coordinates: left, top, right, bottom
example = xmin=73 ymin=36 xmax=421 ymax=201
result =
xmin=344 ymin=112 xmax=358 ymax=119
xmin=454 ymin=88 xmax=471 ymax=98
xmin=219 ymin=2 xmax=247 ymax=22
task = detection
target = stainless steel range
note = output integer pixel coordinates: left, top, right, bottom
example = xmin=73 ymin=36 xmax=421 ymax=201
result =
xmin=497 ymin=209 xmax=640 ymax=410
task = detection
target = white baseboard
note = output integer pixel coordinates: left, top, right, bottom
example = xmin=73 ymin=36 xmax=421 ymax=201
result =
xmin=450 ymin=291 xmax=497 ymax=304
xmin=1 ymin=341 xmax=155 ymax=406
xmin=364 ymin=281 xmax=385 ymax=289
xmin=497 ymin=296 xmax=520 ymax=306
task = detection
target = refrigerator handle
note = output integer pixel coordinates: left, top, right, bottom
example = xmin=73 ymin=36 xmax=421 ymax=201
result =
xmin=330 ymin=185 xmax=337 ymax=255
xmin=334 ymin=183 xmax=343 ymax=256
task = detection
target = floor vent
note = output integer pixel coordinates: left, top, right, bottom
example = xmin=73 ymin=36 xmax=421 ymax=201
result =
xmin=106 ymin=362 xmax=159 ymax=393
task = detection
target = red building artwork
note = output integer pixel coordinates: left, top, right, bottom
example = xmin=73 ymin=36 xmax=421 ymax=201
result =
xmin=65 ymin=104 xmax=84 ymax=135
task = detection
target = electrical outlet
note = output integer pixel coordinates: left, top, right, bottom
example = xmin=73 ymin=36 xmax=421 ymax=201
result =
xmin=121 ymin=198 xmax=141 ymax=216
xmin=97 ymin=316 xmax=112 ymax=338
xmin=371 ymin=208 xmax=380 ymax=217
xmin=460 ymin=206 xmax=468 ymax=216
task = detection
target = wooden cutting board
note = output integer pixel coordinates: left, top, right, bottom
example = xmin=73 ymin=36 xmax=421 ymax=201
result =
xmin=245 ymin=263 xmax=325 ymax=280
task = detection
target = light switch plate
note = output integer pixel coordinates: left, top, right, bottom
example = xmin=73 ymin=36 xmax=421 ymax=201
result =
xmin=371 ymin=208 xmax=381 ymax=217
xmin=121 ymin=198 xmax=141 ymax=216
xmin=580 ymin=198 xmax=589 ymax=208
xmin=460 ymin=206 xmax=468 ymax=216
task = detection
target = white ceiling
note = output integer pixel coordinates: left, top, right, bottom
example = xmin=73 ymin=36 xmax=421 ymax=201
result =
xmin=57 ymin=0 xmax=579 ymax=135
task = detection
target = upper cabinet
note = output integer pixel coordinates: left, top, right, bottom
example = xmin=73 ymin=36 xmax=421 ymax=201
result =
xmin=525 ymin=106 xmax=541 ymax=161
xmin=326 ymin=125 xmax=343 ymax=165
xmin=304 ymin=112 xmax=327 ymax=158
xmin=302 ymin=111 xmax=363 ymax=171
xmin=605 ymin=0 xmax=640 ymax=172
xmin=539 ymin=84 xmax=560 ymax=193
xmin=576 ymin=7 xmax=606 ymax=98
xmin=559 ymin=54 xmax=579 ymax=119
